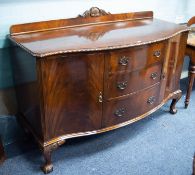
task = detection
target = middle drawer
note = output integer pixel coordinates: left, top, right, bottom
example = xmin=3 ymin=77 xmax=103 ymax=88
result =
xmin=105 ymin=63 xmax=162 ymax=99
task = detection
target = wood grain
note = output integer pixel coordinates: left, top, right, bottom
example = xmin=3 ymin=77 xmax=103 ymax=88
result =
xmin=39 ymin=53 xmax=104 ymax=141
xmin=9 ymin=9 xmax=189 ymax=173
xmin=9 ymin=11 xmax=188 ymax=57
xmin=106 ymin=41 xmax=165 ymax=73
xmin=10 ymin=11 xmax=153 ymax=35
xmin=102 ymin=83 xmax=160 ymax=127
xmin=105 ymin=63 xmax=162 ymax=99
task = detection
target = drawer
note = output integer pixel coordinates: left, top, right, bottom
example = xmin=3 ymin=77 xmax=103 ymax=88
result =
xmin=102 ymin=83 xmax=160 ymax=127
xmin=105 ymin=63 xmax=162 ymax=99
xmin=107 ymin=41 xmax=166 ymax=73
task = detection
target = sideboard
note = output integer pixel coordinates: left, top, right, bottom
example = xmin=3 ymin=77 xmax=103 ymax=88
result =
xmin=9 ymin=7 xmax=189 ymax=173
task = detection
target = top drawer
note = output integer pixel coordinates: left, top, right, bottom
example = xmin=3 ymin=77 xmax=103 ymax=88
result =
xmin=107 ymin=41 xmax=166 ymax=73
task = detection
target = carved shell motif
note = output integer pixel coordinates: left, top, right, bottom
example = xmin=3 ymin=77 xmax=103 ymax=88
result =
xmin=78 ymin=7 xmax=111 ymax=18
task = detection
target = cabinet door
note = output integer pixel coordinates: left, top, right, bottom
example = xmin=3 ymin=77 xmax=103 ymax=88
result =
xmin=163 ymin=33 xmax=188 ymax=97
xmin=39 ymin=53 xmax=104 ymax=141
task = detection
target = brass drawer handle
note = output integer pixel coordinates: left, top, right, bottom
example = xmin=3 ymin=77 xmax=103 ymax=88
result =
xmin=98 ymin=92 xmax=103 ymax=103
xmin=153 ymin=50 xmax=161 ymax=58
xmin=150 ymin=72 xmax=158 ymax=80
xmin=119 ymin=56 xmax=129 ymax=66
xmin=114 ymin=108 xmax=126 ymax=117
xmin=117 ymin=81 xmax=128 ymax=90
xmin=147 ymin=96 xmax=156 ymax=104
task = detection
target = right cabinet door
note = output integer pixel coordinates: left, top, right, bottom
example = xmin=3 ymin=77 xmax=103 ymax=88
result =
xmin=163 ymin=33 xmax=188 ymax=97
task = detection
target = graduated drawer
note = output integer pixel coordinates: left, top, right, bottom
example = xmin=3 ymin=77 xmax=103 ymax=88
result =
xmin=106 ymin=41 xmax=166 ymax=73
xmin=102 ymin=83 xmax=160 ymax=127
xmin=105 ymin=63 xmax=162 ymax=99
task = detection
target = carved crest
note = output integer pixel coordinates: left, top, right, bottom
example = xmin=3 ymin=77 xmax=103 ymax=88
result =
xmin=78 ymin=7 xmax=111 ymax=18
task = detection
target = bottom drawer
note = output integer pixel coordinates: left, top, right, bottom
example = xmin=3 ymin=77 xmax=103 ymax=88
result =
xmin=102 ymin=83 xmax=160 ymax=127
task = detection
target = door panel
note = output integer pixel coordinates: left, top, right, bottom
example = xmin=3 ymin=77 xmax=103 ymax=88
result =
xmin=40 ymin=53 xmax=104 ymax=141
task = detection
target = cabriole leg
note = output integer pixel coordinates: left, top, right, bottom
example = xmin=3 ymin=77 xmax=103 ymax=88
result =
xmin=41 ymin=148 xmax=53 ymax=174
xmin=185 ymin=62 xmax=195 ymax=108
xmin=170 ymin=91 xmax=182 ymax=114
xmin=41 ymin=140 xmax=66 ymax=174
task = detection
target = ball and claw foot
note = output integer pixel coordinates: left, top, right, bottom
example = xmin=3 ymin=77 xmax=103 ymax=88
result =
xmin=169 ymin=107 xmax=177 ymax=114
xmin=169 ymin=96 xmax=181 ymax=115
xmin=184 ymin=102 xmax=189 ymax=109
xmin=41 ymin=140 xmax=65 ymax=174
xmin=41 ymin=148 xmax=53 ymax=174
xmin=41 ymin=163 xmax=53 ymax=174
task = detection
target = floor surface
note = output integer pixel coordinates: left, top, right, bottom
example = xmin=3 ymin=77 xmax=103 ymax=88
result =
xmin=0 ymin=79 xmax=195 ymax=175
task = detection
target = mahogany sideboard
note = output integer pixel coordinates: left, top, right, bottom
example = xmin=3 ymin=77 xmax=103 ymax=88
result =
xmin=9 ymin=7 xmax=189 ymax=174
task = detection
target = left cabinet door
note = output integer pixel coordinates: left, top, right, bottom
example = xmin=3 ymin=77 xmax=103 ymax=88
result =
xmin=39 ymin=53 xmax=104 ymax=141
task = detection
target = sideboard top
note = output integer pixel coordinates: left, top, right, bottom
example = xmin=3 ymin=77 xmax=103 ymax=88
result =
xmin=9 ymin=8 xmax=189 ymax=57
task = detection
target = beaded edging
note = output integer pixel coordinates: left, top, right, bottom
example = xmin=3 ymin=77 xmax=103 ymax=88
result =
xmin=8 ymin=28 xmax=190 ymax=58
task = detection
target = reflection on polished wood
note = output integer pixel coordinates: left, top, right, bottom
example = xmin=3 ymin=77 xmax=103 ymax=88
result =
xmin=184 ymin=16 xmax=195 ymax=108
xmin=9 ymin=10 xmax=188 ymax=57
xmin=9 ymin=8 xmax=189 ymax=173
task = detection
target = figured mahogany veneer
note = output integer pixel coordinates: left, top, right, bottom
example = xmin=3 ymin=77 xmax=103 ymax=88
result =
xmin=9 ymin=7 xmax=189 ymax=174
xmin=107 ymin=41 xmax=165 ymax=73
xmin=103 ymin=83 xmax=160 ymax=127
xmin=106 ymin=63 xmax=162 ymax=99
